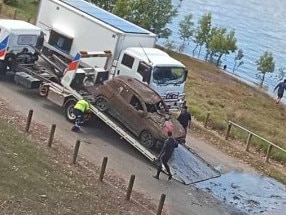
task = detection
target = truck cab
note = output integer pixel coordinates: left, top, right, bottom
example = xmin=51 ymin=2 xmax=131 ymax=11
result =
xmin=0 ymin=19 xmax=43 ymax=74
xmin=113 ymin=47 xmax=188 ymax=110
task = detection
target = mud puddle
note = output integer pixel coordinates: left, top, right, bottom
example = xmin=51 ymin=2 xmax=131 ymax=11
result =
xmin=194 ymin=171 xmax=286 ymax=214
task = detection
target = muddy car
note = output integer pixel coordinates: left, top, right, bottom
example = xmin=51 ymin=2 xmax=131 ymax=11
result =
xmin=91 ymin=76 xmax=186 ymax=149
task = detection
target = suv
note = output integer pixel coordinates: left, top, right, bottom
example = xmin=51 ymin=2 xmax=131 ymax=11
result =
xmin=91 ymin=76 xmax=186 ymax=149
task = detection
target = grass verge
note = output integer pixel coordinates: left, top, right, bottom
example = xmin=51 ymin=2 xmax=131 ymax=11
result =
xmin=0 ymin=116 xmax=155 ymax=214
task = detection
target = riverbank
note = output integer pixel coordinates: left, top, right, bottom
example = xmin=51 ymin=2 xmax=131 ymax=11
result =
xmin=161 ymin=47 xmax=286 ymax=183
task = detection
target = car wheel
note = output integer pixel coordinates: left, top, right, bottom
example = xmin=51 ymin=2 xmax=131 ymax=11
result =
xmin=95 ymin=96 xmax=109 ymax=112
xmin=64 ymin=98 xmax=77 ymax=123
xmin=140 ymin=130 xmax=155 ymax=149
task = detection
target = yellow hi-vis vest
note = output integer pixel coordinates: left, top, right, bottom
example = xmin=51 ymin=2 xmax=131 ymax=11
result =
xmin=74 ymin=99 xmax=90 ymax=113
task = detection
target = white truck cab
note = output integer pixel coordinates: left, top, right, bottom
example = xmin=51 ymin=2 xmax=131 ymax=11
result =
xmin=0 ymin=19 xmax=43 ymax=74
xmin=114 ymin=48 xmax=188 ymax=109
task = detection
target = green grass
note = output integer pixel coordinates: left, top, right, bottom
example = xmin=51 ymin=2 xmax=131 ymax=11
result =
xmin=0 ymin=118 xmax=149 ymax=214
xmin=0 ymin=0 xmax=38 ymax=21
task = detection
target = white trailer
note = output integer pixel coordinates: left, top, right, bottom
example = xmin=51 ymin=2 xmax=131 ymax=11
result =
xmin=36 ymin=0 xmax=188 ymax=110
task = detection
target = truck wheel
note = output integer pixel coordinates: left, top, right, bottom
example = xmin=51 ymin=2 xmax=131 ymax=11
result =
xmin=64 ymin=99 xmax=77 ymax=123
xmin=39 ymin=83 xmax=49 ymax=97
xmin=140 ymin=130 xmax=155 ymax=149
xmin=94 ymin=96 xmax=109 ymax=112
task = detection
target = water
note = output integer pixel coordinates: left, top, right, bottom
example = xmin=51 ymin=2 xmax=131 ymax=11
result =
xmin=195 ymin=171 xmax=286 ymax=215
xmin=158 ymin=0 xmax=286 ymax=93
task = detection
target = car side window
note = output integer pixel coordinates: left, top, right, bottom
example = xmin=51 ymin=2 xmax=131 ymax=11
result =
xmin=130 ymin=95 xmax=143 ymax=111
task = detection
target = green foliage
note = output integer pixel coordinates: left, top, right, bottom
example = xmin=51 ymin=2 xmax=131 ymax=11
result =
xmin=205 ymin=27 xmax=237 ymax=66
xmin=233 ymin=48 xmax=244 ymax=73
xmin=89 ymin=0 xmax=115 ymax=11
xmin=193 ymin=12 xmax=212 ymax=57
xmin=90 ymin=0 xmax=177 ymax=38
xmin=256 ymin=51 xmax=275 ymax=87
xmin=113 ymin=0 xmax=177 ymax=38
xmin=178 ymin=14 xmax=194 ymax=46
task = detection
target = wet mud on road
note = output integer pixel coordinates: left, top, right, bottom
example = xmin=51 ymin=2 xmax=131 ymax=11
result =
xmin=195 ymin=171 xmax=286 ymax=214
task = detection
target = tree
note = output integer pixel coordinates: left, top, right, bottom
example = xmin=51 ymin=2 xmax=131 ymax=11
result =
xmin=89 ymin=0 xmax=115 ymax=11
xmin=193 ymin=12 xmax=212 ymax=57
xmin=206 ymin=27 xmax=237 ymax=66
xmin=256 ymin=51 xmax=275 ymax=87
xmin=233 ymin=48 xmax=244 ymax=73
xmin=113 ymin=0 xmax=177 ymax=38
xmin=178 ymin=14 xmax=194 ymax=51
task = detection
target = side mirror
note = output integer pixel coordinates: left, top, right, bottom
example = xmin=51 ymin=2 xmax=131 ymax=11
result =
xmin=138 ymin=110 xmax=146 ymax=117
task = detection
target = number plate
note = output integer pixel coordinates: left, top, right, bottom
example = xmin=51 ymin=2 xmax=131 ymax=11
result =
xmin=165 ymin=92 xmax=179 ymax=99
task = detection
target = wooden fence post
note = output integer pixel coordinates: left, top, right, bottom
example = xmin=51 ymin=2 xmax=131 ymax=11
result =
xmin=25 ymin=109 xmax=33 ymax=133
xmin=245 ymin=133 xmax=252 ymax=152
xmin=72 ymin=140 xmax=81 ymax=164
xmin=156 ymin=194 xmax=166 ymax=215
xmin=204 ymin=112 xmax=210 ymax=128
xmin=266 ymin=144 xmax=273 ymax=163
xmin=99 ymin=157 xmax=108 ymax=182
xmin=126 ymin=174 xmax=135 ymax=201
xmin=225 ymin=122 xmax=232 ymax=140
xmin=47 ymin=124 xmax=56 ymax=147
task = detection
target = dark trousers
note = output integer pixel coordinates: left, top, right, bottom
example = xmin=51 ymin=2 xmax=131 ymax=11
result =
xmin=156 ymin=155 xmax=171 ymax=177
xmin=73 ymin=109 xmax=84 ymax=130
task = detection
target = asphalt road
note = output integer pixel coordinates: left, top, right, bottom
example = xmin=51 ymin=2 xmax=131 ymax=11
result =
xmin=0 ymin=77 xmax=246 ymax=215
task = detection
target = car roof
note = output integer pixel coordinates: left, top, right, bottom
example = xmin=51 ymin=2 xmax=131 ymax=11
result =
xmin=111 ymin=76 xmax=162 ymax=104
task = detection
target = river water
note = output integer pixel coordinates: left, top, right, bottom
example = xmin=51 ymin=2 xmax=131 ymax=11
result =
xmin=158 ymin=0 xmax=286 ymax=92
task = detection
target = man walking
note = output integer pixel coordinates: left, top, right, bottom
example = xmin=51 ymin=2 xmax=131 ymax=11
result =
xmin=71 ymin=99 xmax=90 ymax=132
xmin=274 ymin=79 xmax=286 ymax=104
xmin=177 ymin=105 xmax=192 ymax=135
xmin=153 ymin=131 xmax=178 ymax=180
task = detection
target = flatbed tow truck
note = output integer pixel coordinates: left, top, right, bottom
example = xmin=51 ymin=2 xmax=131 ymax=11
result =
xmin=11 ymin=48 xmax=220 ymax=185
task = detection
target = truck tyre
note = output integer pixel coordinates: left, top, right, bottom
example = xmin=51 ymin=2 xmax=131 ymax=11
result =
xmin=39 ymin=83 xmax=49 ymax=97
xmin=94 ymin=96 xmax=109 ymax=112
xmin=140 ymin=130 xmax=155 ymax=149
xmin=64 ymin=98 xmax=77 ymax=123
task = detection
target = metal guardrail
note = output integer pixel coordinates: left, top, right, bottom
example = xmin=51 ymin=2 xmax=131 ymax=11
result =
xmin=225 ymin=120 xmax=286 ymax=162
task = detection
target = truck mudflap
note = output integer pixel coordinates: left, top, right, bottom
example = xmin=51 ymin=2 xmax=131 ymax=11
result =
xmin=169 ymin=144 xmax=221 ymax=185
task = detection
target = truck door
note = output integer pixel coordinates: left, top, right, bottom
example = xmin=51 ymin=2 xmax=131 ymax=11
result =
xmin=115 ymin=53 xmax=135 ymax=76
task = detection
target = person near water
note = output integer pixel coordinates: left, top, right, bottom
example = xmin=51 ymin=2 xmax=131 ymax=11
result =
xmin=274 ymin=79 xmax=286 ymax=104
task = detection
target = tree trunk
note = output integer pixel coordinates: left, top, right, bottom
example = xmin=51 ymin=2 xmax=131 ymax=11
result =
xmin=198 ymin=46 xmax=202 ymax=58
xmin=192 ymin=44 xmax=198 ymax=56
xmin=217 ymin=53 xmax=223 ymax=66
xmin=260 ymin=73 xmax=266 ymax=87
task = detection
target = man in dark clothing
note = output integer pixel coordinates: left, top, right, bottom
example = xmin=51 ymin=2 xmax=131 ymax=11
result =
xmin=177 ymin=105 xmax=192 ymax=135
xmin=153 ymin=131 xmax=178 ymax=180
xmin=274 ymin=79 xmax=286 ymax=104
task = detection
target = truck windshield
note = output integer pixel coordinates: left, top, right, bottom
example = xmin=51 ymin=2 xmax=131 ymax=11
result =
xmin=17 ymin=35 xmax=38 ymax=46
xmin=153 ymin=66 xmax=186 ymax=85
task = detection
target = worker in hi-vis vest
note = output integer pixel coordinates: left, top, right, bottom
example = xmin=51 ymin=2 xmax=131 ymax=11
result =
xmin=71 ymin=99 xmax=90 ymax=132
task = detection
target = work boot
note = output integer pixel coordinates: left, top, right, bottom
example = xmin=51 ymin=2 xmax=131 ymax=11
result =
xmin=168 ymin=174 xmax=173 ymax=181
xmin=153 ymin=175 xmax=159 ymax=180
